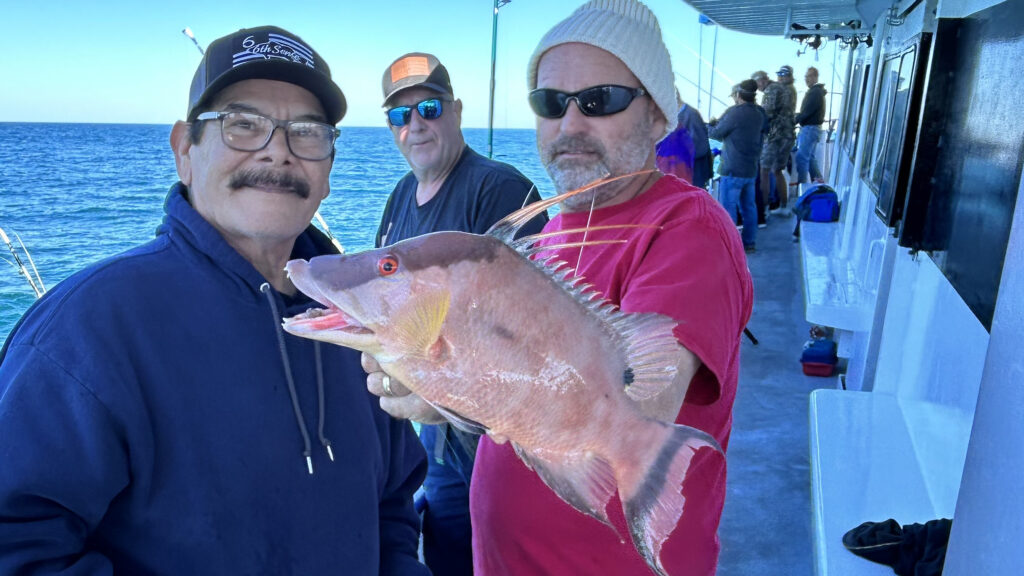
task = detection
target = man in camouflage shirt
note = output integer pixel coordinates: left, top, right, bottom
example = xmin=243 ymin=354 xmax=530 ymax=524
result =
xmin=753 ymin=66 xmax=797 ymax=215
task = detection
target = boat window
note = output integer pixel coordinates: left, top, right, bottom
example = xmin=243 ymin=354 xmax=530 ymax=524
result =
xmin=897 ymin=7 xmax=1024 ymax=330
xmin=840 ymin=58 xmax=869 ymax=161
xmin=860 ymin=33 xmax=929 ymax=227
xmin=863 ymin=50 xmax=905 ymax=194
xmin=873 ymin=50 xmax=917 ymax=213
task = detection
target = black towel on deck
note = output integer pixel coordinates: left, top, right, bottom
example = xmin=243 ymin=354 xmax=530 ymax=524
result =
xmin=842 ymin=518 xmax=953 ymax=575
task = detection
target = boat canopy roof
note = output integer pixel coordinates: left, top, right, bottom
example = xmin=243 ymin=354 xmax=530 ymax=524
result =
xmin=679 ymin=0 xmax=889 ymax=37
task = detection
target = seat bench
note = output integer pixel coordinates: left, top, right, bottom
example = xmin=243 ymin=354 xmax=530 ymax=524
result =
xmin=808 ymin=389 xmax=969 ymax=575
xmin=800 ymin=221 xmax=875 ymax=333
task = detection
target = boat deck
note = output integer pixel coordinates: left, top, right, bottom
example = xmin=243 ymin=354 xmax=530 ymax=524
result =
xmin=718 ymin=214 xmax=821 ymax=575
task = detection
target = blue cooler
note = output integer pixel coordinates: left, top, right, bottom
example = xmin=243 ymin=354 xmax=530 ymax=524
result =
xmin=801 ymin=338 xmax=838 ymax=377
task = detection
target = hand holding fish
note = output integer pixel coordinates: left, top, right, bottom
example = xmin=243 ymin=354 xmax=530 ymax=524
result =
xmin=361 ymin=353 xmax=446 ymax=424
xmin=362 ymin=353 xmax=512 ymax=443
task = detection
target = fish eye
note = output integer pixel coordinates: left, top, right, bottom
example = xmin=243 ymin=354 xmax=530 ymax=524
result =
xmin=377 ymin=256 xmax=399 ymax=276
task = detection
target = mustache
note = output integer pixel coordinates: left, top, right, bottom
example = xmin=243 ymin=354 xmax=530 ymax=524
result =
xmin=229 ymin=169 xmax=310 ymax=199
xmin=543 ymin=134 xmax=606 ymax=158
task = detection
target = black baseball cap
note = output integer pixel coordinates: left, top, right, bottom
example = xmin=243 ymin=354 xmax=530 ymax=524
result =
xmin=735 ymin=79 xmax=759 ymax=98
xmin=187 ymin=26 xmax=346 ymax=124
xmin=381 ymin=53 xmax=454 ymax=105
xmin=777 ymin=65 xmax=794 ymax=77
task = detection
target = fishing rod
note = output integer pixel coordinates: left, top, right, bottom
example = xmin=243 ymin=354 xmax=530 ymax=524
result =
xmin=181 ymin=26 xmax=346 ymax=254
xmin=182 ymin=27 xmax=204 ymax=56
xmin=314 ymin=213 xmax=346 ymax=255
xmin=665 ymin=21 xmax=733 ymax=118
xmin=0 ymin=227 xmax=46 ymax=299
xmin=674 ymin=72 xmax=731 ymax=111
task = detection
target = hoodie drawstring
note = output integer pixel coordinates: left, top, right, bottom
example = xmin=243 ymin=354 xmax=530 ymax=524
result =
xmin=314 ymin=342 xmax=334 ymax=462
xmin=260 ymin=283 xmax=333 ymax=474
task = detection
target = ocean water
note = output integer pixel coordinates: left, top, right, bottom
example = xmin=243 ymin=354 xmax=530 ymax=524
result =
xmin=0 ymin=123 xmax=554 ymax=344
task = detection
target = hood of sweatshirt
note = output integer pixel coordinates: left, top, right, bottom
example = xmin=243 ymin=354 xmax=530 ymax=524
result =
xmin=156 ymin=182 xmax=341 ymax=473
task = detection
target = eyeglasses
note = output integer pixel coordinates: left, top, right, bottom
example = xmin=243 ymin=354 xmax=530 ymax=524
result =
xmin=195 ymin=111 xmax=339 ymax=161
xmin=528 ymin=85 xmax=647 ymax=119
xmin=385 ymin=98 xmax=449 ymax=127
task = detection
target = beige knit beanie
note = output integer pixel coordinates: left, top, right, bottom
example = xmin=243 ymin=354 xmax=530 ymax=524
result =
xmin=527 ymin=0 xmax=677 ymax=139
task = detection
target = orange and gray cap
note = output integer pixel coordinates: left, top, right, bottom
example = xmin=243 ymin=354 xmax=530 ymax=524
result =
xmin=381 ymin=53 xmax=454 ymax=105
xmin=187 ymin=25 xmax=346 ymax=124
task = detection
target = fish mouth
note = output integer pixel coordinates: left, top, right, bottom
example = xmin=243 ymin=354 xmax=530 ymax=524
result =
xmin=282 ymin=258 xmax=375 ymax=340
xmin=282 ymin=304 xmax=374 ymax=336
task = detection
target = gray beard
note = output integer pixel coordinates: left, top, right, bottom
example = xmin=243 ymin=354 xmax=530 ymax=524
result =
xmin=540 ymin=119 xmax=654 ymax=212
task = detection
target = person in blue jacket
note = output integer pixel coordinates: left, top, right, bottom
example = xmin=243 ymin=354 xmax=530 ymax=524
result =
xmin=0 ymin=26 xmax=429 ymax=575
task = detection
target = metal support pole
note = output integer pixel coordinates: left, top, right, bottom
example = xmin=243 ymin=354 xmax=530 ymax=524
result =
xmin=697 ymin=22 xmax=704 ymax=111
xmin=708 ymin=25 xmax=718 ymax=120
xmin=487 ymin=0 xmax=502 ymax=159
xmin=828 ymin=41 xmax=838 ymax=128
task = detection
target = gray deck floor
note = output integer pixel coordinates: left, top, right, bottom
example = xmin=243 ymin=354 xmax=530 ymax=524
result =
xmin=717 ymin=214 xmax=826 ymax=576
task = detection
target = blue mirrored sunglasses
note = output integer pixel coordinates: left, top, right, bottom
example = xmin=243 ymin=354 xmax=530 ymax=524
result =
xmin=386 ymin=98 xmax=449 ymax=127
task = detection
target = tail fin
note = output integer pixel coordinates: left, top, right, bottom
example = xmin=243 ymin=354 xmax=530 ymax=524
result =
xmin=620 ymin=423 xmax=721 ymax=576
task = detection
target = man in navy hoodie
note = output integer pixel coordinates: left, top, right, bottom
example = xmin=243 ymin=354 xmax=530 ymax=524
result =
xmin=0 ymin=26 xmax=429 ymax=575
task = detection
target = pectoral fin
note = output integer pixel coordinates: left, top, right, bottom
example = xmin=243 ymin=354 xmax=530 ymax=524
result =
xmin=427 ymin=401 xmax=489 ymax=436
xmin=390 ymin=289 xmax=451 ymax=359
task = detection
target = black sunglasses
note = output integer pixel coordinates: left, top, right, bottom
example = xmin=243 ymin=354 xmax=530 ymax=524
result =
xmin=386 ymin=98 xmax=450 ymax=127
xmin=528 ymin=85 xmax=648 ymax=119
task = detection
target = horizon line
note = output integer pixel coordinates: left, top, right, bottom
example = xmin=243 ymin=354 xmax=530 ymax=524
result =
xmin=0 ymin=120 xmax=539 ymax=130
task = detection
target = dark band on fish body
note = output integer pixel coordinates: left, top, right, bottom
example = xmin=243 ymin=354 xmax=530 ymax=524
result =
xmin=310 ymin=231 xmax=505 ymax=292
xmin=310 ymin=251 xmax=387 ymax=292
xmin=632 ymin=428 xmax=687 ymax=519
xmin=395 ymin=231 xmax=504 ymax=272
xmin=624 ymin=428 xmax=691 ymax=574
xmin=492 ymin=324 xmax=516 ymax=341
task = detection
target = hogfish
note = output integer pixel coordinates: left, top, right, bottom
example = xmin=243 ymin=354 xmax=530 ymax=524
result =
xmin=282 ymin=176 xmax=720 ymax=576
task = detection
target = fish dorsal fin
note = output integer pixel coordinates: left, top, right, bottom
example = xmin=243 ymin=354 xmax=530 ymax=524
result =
xmin=486 ymin=170 xmax=658 ymax=244
xmin=610 ymin=312 xmax=682 ymax=402
xmin=391 ymin=289 xmax=451 ymax=359
xmin=509 ymin=224 xmax=660 ymax=256
xmin=512 ymin=442 xmax=620 ymax=538
xmin=519 ymin=239 xmax=627 ymax=259
xmin=528 ymin=257 xmax=682 ymax=402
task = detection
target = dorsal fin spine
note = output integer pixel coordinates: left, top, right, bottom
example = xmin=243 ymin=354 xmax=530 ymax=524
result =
xmin=517 ymin=250 xmax=681 ymax=402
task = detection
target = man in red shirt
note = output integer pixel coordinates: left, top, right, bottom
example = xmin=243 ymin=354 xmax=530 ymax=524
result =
xmin=362 ymin=0 xmax=752 ymax=573
xmin=469 ymin=1 xmax=752 ymax=574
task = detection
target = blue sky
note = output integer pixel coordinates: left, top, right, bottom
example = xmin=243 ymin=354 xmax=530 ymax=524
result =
xmin=2 ymin=0 xmax=845 ymax=128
